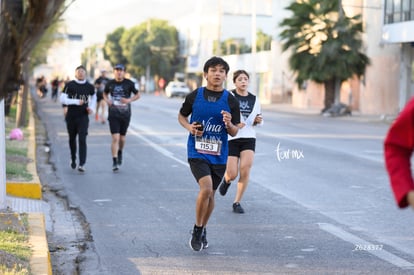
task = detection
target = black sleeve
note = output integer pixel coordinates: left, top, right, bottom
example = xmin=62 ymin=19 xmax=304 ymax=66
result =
xmin=89 ymin=83 xmax=95 ymax=95
xmin=128 ymin=79 xmax=138 ymax=95
xmin=179 ymin=89 xmax=198 ymax=117
xmin=228 ymin=94 xmax=241 ymax=125
xmin=61 ymin=82 xmax=69 ymax=94
xmin=104 ymin=81 xmax=111 ymax=94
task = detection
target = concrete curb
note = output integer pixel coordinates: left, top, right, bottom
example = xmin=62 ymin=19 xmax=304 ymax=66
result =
xmin=6 ymin=93 xmax=42 ymax=199
xmin=28 ymin=213 xmax=52 ymax=275
xmin=5 ymin=94 xmax=51 ymax=274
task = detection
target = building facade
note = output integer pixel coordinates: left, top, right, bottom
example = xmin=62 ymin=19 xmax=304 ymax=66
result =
xmin=177 ymin=0 xmax=410 ymax=115
xmin=381 ymin=0 xmax=414 ymax=112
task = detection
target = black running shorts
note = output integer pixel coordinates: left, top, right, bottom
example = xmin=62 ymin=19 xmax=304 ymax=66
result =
xmin=108 ymin=116 xmax=130 ymax=135
xmin=188 ymin=158 xmax=226 ymax=190
xmin=228 ymin=138 xmax=256 ymax=157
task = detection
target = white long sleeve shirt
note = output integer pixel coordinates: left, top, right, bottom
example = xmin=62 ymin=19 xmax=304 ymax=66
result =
xmin=228 ymin=91 xmax=263 ymax=140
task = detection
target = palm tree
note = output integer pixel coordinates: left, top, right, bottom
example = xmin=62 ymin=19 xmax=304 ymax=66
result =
xmin=279 ymin=0 xmax=370 ymax=112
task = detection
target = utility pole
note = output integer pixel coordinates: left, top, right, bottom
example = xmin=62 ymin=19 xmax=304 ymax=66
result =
xmin=0 ymin=101 xmax=6 ymax=209
xmin=0 ymin=0 xmax=6 ymax=209
xmin=251 ymin=0 xmax=257 ymax=95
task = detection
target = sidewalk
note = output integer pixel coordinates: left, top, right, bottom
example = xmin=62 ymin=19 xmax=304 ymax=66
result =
xmin=262 ymin=103 xmax=395 ymax=124
xmin=5 ymin=93 xmax=51 ymax=275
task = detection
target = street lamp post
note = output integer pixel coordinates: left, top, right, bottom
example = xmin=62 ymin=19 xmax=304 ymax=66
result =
xmin=217 ymin=0 xmax=222 ymax=56
xmin=0 ymin=0 xmax=7 ymax=209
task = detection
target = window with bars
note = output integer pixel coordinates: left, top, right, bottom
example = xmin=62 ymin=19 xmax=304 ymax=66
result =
xmin=384 ymin=0 xmax=414 ymax=23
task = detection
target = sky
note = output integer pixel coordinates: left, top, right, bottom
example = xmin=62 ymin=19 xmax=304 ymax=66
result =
xmin=63 ymin=0 xmax=198 ymax=45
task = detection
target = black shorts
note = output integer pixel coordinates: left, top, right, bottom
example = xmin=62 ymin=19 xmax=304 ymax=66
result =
xmin=96 ymin=91 xmax=104 ymax=102
xmin=188 ymin=158 xmax=226 ymax=190
xmin=108 ymin=116 xmax=130 ymax=135
xmin=228 ymin=138 xmax=256 ymax=157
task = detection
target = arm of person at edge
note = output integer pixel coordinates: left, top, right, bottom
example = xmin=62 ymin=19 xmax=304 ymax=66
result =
xmin=384 ymin=97 xmax=414 ymax=209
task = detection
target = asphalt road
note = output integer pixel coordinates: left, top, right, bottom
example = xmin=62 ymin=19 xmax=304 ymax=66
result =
xmin=34 ymin=93 xmax=414 ymax=275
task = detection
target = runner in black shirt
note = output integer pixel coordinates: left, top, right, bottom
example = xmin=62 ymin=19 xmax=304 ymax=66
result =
xmin=60 ymin=65 xmax=96 ymax=172
xmin=103 ymin=64 xmax=140 ymax=171
xmin=94 ymin=70 xmax=109 ymax=123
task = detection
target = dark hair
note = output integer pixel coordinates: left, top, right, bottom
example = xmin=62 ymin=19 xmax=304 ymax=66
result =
xmin=75 ymin=65 xmax=86 ymax=71
xmin=203 ymin=56 xmax=230 ymax=74
xmin=233 ymin=70 xmax=249 ymax=83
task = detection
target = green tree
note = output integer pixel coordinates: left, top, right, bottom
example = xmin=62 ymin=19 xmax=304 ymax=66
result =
xmin=103 ymin=27 xmax=128 ymax=67
xmin=120 ymin=19 xmax=179 ymax=80
xmin=279 ymin=0 xmax=370 ymax=111
xmin=103 ymin=19 xmax=180 ymax=91
xmin=119 ymin=24 xmax=149 ymax=76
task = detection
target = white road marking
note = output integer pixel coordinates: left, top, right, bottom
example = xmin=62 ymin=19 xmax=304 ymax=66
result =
xmin=128 ymin=127 xmax=189 ymax=167
xmin=318 ymin=223 xmax=414 ymax=269
xmin=93 ymin=199 xmax=112 ymax=203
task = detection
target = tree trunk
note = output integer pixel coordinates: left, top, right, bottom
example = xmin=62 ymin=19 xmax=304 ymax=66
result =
xmin=334 ymin=78 xmax=341 ymax=105
xmin=323 ymin=78 xmax=335 ymax=112
xmin=15 ymin=60 xmax=29 ymax=128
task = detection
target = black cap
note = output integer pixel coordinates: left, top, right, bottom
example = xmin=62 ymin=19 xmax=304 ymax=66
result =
xmin=114 ymin=64 xmax=125 ymax=70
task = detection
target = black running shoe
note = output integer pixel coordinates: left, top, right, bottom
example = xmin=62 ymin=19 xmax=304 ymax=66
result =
xmin=189 ymin=225 xmax=203 ymax=251
xmin=117 ymin=150 xmax=122 ymax=166
xmin=71 ymin=161 xmax=76 ymax=170
xmin=201 ymin=227 xmax=208 ymax=249
xmin=233 ymin=202 xmax=245 ymax=214
xmin=233 ymin=202 xmax=244 ymax=214
xmin=219 ymin=179 xmax=231 ymax=196
xmin=112 ymin=163 xmax=119 ymax=172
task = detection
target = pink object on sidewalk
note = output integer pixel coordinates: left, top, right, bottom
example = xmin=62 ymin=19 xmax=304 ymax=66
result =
xmin=9 ymin=128 xmax=24 ymax=140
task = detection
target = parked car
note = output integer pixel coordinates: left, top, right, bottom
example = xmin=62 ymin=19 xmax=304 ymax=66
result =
xmin=165 ymin=81 xmax=191 ymax=98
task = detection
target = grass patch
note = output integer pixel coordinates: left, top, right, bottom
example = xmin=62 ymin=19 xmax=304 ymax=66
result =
xmin=0 ymin=230 xmax=30 ymax=260
xmin=5 ymin=106 xmax=32 ymax=182
xmin=2 ymin=103 xmax=33 ymax=274
xmin=0 ymin=212 xmax=30 ymax=275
